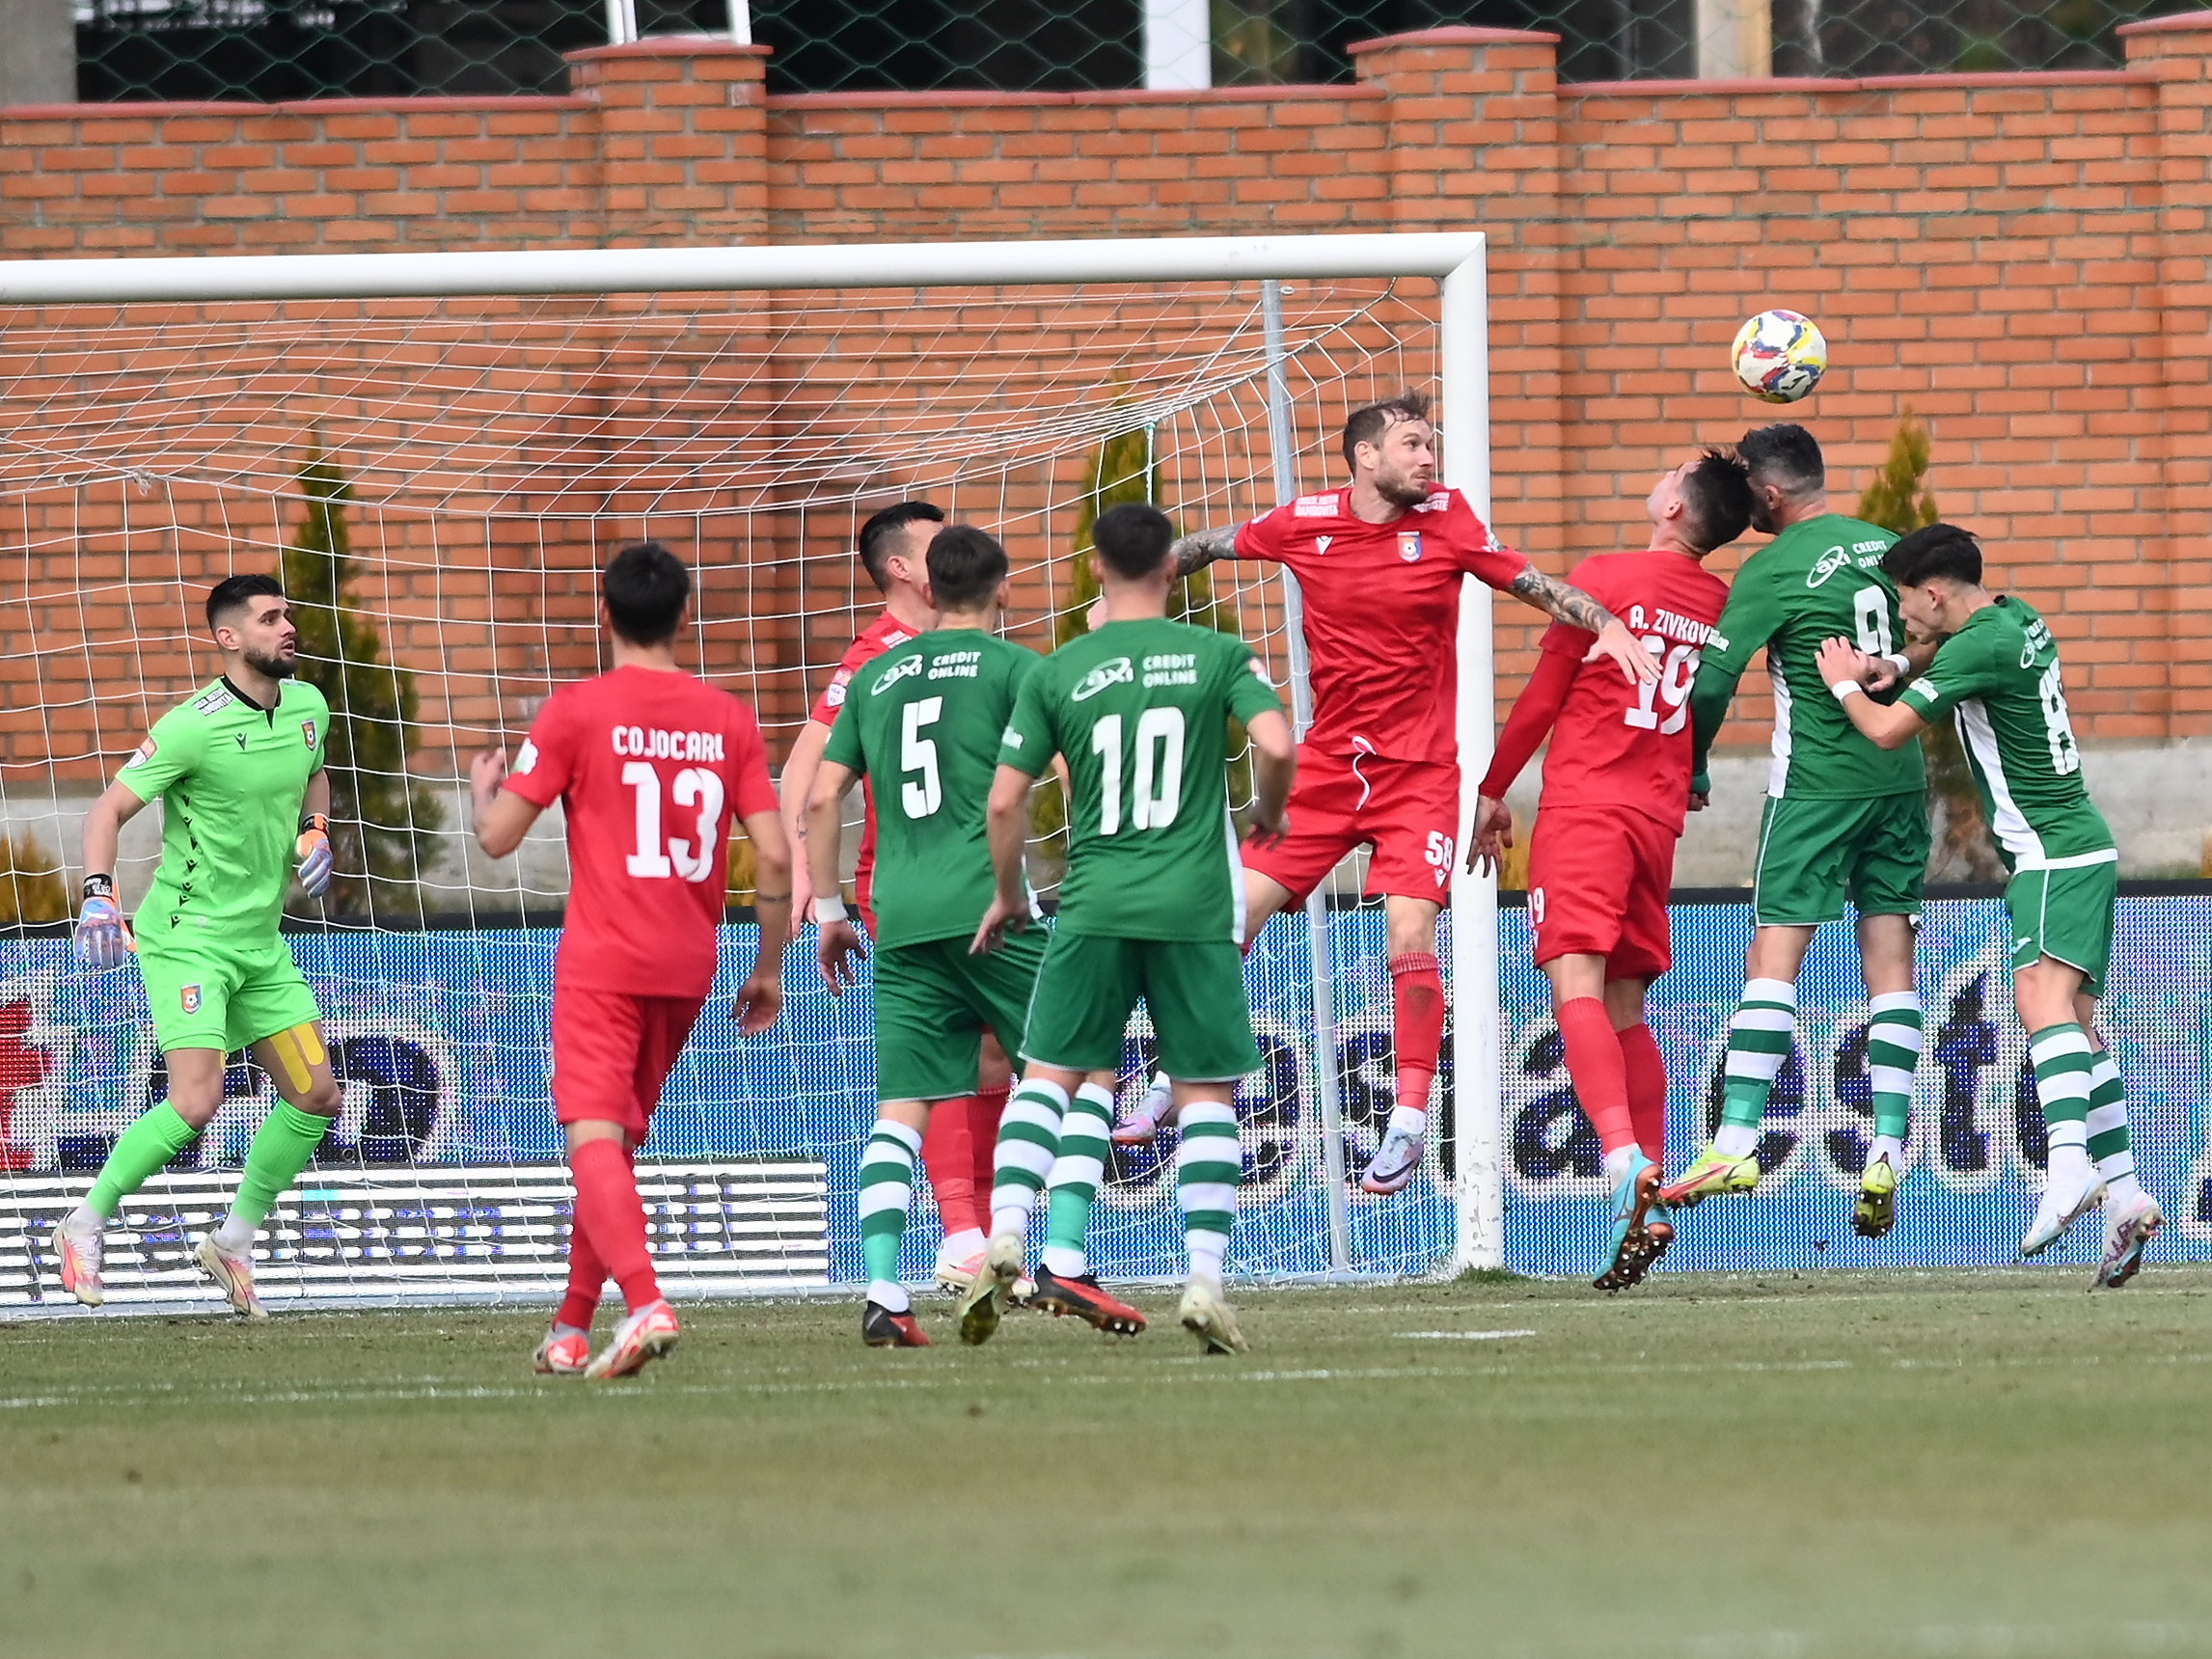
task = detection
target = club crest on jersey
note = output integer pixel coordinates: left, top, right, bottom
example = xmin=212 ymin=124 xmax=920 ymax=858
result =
xmin=180 ymin=985 xmax=201 ymax=1015
xmin=1398 ymin=531 xmax=1422 ymax=563
xmin=871 ymin=654 xmax=925 ymax=694
xmin=301 ymin=719 xmax=317 ymax=749
xmin=124 ymin=738 xmax=155 ymax=770
xmin=1070 ymin=657 xmax=1134 ymax=702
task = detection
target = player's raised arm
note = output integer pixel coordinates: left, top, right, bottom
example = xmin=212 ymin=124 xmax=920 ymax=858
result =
xmin=1505 ymin=565 xmax=1658 ymax=686
xmin=804 ymin=754 xmax=868 ymax=993
xmin=1169 ymin=523 xmax=1241 ymax=579
xmin=1815 ymin=637 xmax=1927 ymax=750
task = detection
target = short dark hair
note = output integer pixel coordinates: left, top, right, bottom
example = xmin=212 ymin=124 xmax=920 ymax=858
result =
xmin=925 ymin=524 xmax=1009 ymax=611
xmin=1342 ymin=390 xmax=1433 ymax=469
xmin=1737 ymin=422 xmax=1825 ymax=497
xmin=858 ymin=502 xmax=945 ymax=590
xmin=207 ymin=573 xmax=286 ymax=632
xmin=1092 ymin=502 xmax=1174 ymax=581
xmin=1883 ymin=522 xmax=1982 ymax=589
xmin=1679 ymin=449 xmax=1754 ymax=553
xmin=602 ymin=540 xmax=691 ymax=646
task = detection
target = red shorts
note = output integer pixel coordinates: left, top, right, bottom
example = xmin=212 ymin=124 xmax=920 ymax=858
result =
xmin=550 ymin=984 xmax=709 ymax=1142
xmin=1525 ymin=805 xmax=1678 ymax=980
xmin=1243 ymin=749 xmax=1459 ymax=906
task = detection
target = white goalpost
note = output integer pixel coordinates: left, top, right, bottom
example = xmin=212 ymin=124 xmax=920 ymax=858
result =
xmin=0 ymin=231 xmax=1501 ymax=1309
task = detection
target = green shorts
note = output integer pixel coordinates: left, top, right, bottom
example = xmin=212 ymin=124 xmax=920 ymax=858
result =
xmin=873 ymin=930 xmax=1048 ymax=1103
xmin=1752 ymin=790 xmax=1929 ymax=928
xmin=1022 ymin=932 xmax=1262 ymax=1083
xmin=2005 ymin=857 xmax=2118 ymax=995
xmin=138 ymin=935 xmax=322 ymax=1055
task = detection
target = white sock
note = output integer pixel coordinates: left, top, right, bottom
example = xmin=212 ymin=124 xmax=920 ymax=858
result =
xmin=867 ymin=1279 xmax=912 ymax=1314
xmin=938 ymin=1227 xmax=985 ymax=1262
xmin=210 ymin=1213 xmax=255 ymax=1253
xmin=2044 ymin=1121 xmax=2090 ymax=1186
xmin=991 ymin=1207 xmax=1030 ymax=1244
xmin=1386 ymin=1103 xmax=1428 ymax=1138
xmin=1187 ymin=1233 xmax=1227 ymax=1285
xmin=1602 ymin=1145 xmax=1637 ymax=1186
xmin=551 ymin=1320 xmax=588 ymax=1340
xmin=1869 ymin=1133 xmax=1903 ymax=1169
xmin=1040 ymin=1244 xmax=1086 ymax=1278
xmin=1712 ymin=1124 xmax=1760 ymax=1159
xmin=63 ymin=1204 xmax=104 ymax=1237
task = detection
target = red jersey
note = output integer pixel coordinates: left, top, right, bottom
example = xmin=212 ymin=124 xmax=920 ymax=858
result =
xmin=1488 ymin=549 xmax=1728 ymax=836
xmin=807 ymin=609 xmax=920 ymax=903
xmin=1233 ymin=485 xmax=1528 ymax=765
xmin=505 ymin=665 xmax=778 ymax=997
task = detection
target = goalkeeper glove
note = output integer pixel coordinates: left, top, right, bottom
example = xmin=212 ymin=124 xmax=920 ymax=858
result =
xmin=74 ymin=875 xmax=132 ymax=970
xmin=296 ymin=814 xmax=334 ymax=897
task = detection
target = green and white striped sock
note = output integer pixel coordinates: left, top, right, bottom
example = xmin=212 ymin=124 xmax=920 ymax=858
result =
xmin=2085 ymin=1048 xmax=2143 ymax=1207
xmin=1714 ymin=977 xmax=1796 ymax=1157
xmin=859 ymin=1117 xmax=921 ymax=1314
xmin=2029 ymin=1023 xmax=2095 ymax=1183
xmin=989 ymin=1078 xmax=1068 ymax=1245
xmin=1865 ymin=991 xmax=1922 ymax=1154
xmin=1175 ymin=1098 xmax=1241 ymax=1286
xmin=1041 ymin=1082 xmax=1116 ymax=1280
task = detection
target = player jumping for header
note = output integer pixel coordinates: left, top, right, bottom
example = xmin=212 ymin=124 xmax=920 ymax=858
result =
xmin=964 ymin=503 xmax=1295 ymax=1353
xmin=1118 ymin=391 xmax=1657 ymax=1195
xmin=59 ymin=574 xmax=342 ymax=1317
xmin=805 ymin=525 xmax=1056 ymax=1347
xmin=781 ymin=502 xmax=1014 ymax=1296
xmin=1667 ymin=423 xmax=1928 ymax=1239
xmin=1816 ymin=524 xmax=2162 ymax=1286
xmin=1470 ymin=451 xmax=1754 ymax=1290
xmin=474 ymin=541 xmax=790 ymax=1378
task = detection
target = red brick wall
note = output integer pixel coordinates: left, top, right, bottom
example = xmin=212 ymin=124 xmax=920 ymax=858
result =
xmin=3 ymin=17 xmax=2208 ymax=771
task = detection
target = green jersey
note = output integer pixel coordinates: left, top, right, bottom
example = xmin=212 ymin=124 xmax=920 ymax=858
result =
xmin=117 ymin=676 xmax=330 ymax=950
xmin=1690 ymin=513 xmax=1924 ymax=800
xmin=1898 ymin=596 xmax=2113 ymax=872
xmin=822 ymin=627 xmax=1040 ymax=947
xmin=999 ymin=617 xmax=1281 ymax=944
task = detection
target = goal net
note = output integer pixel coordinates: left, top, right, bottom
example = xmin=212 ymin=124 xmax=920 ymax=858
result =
xmin=0 ymin=234 xmax=1497 ymax=1310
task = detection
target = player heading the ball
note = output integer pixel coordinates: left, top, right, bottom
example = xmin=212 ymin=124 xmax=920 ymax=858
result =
xmin=1667 ymin=423 xmax=1928 ymax=1240
xmin=59 ymin=575 xmax=342 ymax=1317
xmin=473 ymin=541 xmax=791 ymax=1380
xmin=1816 ymin=524 xmax=2161 ymax=1286
xmin=964 ymin=503 xmax=1295 ymax=1355
xmin=1473 ymin=450 xmax=1753 ymax=1290
xmin=1126 ymin=390 xmax=1657 ymax=1197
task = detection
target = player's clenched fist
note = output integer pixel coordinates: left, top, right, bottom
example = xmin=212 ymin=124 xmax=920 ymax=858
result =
xmin=296 ymin=812 xmax=334 ymax=897
xmin=73 ymin=875 xmax=132 ymax=970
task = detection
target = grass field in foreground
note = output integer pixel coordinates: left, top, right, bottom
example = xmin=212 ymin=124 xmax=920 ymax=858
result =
xmin=6 ymin=1267 xmax=2212 ymax=1659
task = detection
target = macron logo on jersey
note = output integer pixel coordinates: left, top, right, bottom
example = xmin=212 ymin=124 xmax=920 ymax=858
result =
xmin=610 ymin=726 xmax=726 ymax=762
xmin=1070 ymin=658 xmax=1134 ymax=702
xmin=1314 ymin=535 xmax=1332 ymax=556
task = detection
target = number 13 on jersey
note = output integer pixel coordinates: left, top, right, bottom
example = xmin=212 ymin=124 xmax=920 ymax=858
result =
xmin=623 ymin=762 xmax=726 ymax=882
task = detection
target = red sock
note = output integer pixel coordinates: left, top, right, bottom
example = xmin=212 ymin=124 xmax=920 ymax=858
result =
xmin=921 ymin=1097 xmax=981 ymax=1237
xmin=556 ymin=1210 xmax=607 ymax=1331
xmin=1556 ymin=997 xmax=1634 ymax=1158
xmin=569 ymin=1139 xmax=661 ymax=1313
xmin=1618 ymin=1021 xmax=1668 ymax=1166
xmin=1387 ymin=952 xmax=1445 ymax=1118
xmin=969 ymin=1084 xmax=1010 ymax=1198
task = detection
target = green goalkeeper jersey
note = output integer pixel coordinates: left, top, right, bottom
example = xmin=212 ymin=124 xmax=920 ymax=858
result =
xmin=1898 ymin=596 xmax=2112 ymax=871
xmin=1689 ymin=512 xmax=1925 ymax=800
xmin=117 ymin=676 xmax=330 ymax=951
xmin=822 ymin=627 xmax=1040 ymax=948
xmin=999 ymin=617 xmax=1281 ymax=944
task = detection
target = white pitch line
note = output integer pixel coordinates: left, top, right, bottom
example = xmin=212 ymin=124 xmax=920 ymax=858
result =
xmin=1395 ymin=1329 xmax=1539 ymax=1341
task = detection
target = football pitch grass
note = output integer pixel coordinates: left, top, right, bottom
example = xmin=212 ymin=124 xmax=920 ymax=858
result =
xmin=6 ymin=1267 xmax=2212 ymax=1659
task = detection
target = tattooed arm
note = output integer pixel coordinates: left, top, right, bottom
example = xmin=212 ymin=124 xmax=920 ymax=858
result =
xmin=1169 ymin=525 xmax=1240 ymax=579
xmin=1505 ymin=566 xmax=1659 ymax=686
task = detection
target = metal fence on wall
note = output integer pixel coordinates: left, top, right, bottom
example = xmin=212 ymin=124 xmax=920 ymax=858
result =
xmin=49 ymin=0 xmax=2202 ymax=104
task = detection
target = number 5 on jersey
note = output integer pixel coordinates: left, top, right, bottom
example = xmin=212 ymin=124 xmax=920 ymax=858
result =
xmin=623 ymin=762 xmax=725 ymax=882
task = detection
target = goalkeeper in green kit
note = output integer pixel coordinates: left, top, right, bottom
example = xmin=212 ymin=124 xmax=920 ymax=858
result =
xmin=56 ymin=574 xmax=342 ymax=1318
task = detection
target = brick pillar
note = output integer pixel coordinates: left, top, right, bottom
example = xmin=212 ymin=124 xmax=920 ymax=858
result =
xmin=1350 ymin=28 xmax=1567 ymax=621
xmin=2122 ymin=13 xmax=2212 ymax=736
xmin=566 ymin=40 xmax=771 ymax=246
